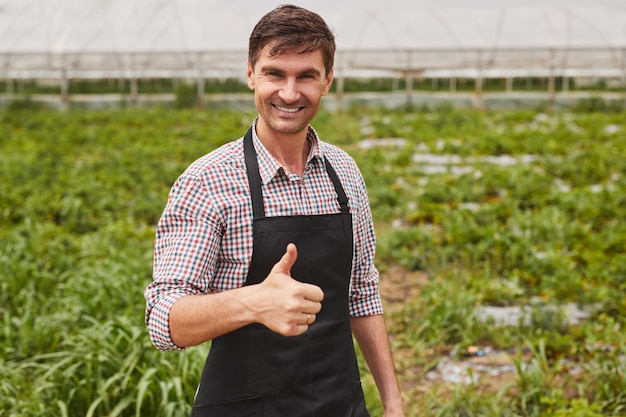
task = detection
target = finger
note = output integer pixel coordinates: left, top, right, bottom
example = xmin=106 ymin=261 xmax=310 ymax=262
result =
xmin=292 ymin=323 xmax=310 ymax=336
xmin=301 ymin=299 xmax=323 ymax=314
xmin=301 ymin=283 xmax=324 ymax=303
xmin=270 ymin=243 xmax=298 ymax=276
xmin=304 ymin=313 xmax=316 ymax=325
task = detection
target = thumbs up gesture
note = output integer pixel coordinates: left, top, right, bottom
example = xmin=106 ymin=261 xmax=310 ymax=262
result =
xmin=254 ymin=243 xmax=324 ymax=336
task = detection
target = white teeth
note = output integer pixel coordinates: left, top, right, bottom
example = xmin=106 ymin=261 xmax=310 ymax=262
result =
xmin=276 ymin=105 xmax=300 ymax=113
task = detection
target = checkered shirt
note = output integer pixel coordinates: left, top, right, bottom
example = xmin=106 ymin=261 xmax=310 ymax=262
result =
xmin=145 ymin=123 xmax=382 ymax=351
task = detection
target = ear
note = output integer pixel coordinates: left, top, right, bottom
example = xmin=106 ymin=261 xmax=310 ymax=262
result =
xmin=246 ymin=61 xmax=255 ymax=90
xmin=322 ymin=68 xmax=334 ymax=96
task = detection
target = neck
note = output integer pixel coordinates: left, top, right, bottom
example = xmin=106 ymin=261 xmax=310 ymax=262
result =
xmin=255 ymin=123 xmax=311 ymax=176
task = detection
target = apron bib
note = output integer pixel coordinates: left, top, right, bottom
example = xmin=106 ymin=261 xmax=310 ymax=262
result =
xmin=190 ymin=128 xmax=369 ymax=417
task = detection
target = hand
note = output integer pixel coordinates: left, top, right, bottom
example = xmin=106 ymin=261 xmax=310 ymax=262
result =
xmin=254 ymin=243 xmax=324 ymax=336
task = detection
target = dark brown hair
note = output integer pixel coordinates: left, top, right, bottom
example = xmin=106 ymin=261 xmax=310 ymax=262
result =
xmin=248 ymin=4 xmax=336 ymax=75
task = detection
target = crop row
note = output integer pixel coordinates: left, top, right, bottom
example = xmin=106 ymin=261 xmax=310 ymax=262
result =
xmin=1 ymin=104 xmax=624 ymax=416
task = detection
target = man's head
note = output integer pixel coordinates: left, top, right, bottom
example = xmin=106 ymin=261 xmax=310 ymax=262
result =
xmin=248 ymin=4 xmax=336 ymax=77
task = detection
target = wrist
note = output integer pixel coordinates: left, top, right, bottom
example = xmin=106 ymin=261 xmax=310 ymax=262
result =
xmin=237 ymin=283 xmax=266 ymax=325
xmin=382 ymin=391 xmax=404 ymax=416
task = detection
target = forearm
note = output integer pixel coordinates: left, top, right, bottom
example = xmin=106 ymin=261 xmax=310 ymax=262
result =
xmin=169 ymin=244 xmax=323 ymax=347
xmin=169 ymin=285 xmax=259 ymax=347
xmin=351 ymin=315 xmax=403 ymax=416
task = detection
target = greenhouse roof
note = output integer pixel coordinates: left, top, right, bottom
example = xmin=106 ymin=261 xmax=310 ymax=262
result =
xmin=1 ymin=0 xmax=626 ymax=79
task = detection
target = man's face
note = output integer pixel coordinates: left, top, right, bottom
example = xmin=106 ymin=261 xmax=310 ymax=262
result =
xmin=247 ymin=44 xmax=333 ymax=139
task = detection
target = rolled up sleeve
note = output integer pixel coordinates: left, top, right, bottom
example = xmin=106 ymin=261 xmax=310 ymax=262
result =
xmin=348 ymin=167 xmax=384 ymax=317
xmin=145 ymin=173 xmax=223 ymax=351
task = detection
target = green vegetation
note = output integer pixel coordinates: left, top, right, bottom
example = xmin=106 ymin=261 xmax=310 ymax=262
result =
xmin=1 ymin=104 xmax=625 ymax=416
xmin=0 ymin=78 xmax=251 ymax=96
xmin=3 ymin=75 xmax=625 ymax=98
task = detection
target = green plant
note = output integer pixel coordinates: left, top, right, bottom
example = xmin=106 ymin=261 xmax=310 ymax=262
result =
xmin=1 ymin=106 xmax=625 ymax=416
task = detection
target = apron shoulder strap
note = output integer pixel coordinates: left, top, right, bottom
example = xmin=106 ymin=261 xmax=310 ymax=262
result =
xmin=243 ymin=127 xmax=350 ymax=218
xmin=243 ymin=127 xmax=265 ymax=219
xmin=324 ymin=156 xmax=350 ymax=214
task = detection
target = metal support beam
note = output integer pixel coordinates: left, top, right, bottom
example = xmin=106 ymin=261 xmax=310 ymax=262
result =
xmin=60 ymin=68 xmax=69 ymax=104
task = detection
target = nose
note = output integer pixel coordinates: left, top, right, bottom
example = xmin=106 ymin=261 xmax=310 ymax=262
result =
xmin=278 ymin=78 xmax=300 ymax=103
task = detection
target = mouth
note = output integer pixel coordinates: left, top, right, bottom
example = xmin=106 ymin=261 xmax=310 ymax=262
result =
xmin=274 ymin=104 xmax=304 ymax=114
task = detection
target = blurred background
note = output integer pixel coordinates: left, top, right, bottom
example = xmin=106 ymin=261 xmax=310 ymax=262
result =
xmin=2 ymin=0 xmax=626 ymax=110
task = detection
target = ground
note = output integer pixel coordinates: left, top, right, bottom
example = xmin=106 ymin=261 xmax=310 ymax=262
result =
xmin=378 ymin=265 xmax=527 ymax=401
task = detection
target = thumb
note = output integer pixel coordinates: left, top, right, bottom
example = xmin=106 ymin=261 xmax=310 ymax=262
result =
xmin=271 ymin=243 xmax=298 ymax=276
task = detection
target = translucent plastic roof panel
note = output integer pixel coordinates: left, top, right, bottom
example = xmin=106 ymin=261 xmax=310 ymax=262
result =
xmin=1 ymin=0 xmax=625 ymax=77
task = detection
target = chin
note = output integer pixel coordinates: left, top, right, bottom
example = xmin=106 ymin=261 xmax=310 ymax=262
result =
xmin=266 ymin=119 xmax=310 ymax=135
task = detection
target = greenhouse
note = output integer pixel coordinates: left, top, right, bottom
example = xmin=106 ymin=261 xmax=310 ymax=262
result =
xmin=1 ymin=0 xmax=626 ymax=104
xmin=3 ymin=1 xmax=626 ymax=415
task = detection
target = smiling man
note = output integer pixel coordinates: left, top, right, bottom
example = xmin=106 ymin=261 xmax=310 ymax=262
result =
xmin=144 ymin=5 xmax=404 ymax=417
xmin=247 ymin=46 xmax=331 ymax=176
xmin=249 ymin=47 xmax=330 ymax=136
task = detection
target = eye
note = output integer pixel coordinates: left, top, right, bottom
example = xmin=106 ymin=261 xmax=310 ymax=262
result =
xmin=299 ymin=73 xmax=317 ymax=81
xmin=267 ymin=71 xmax=284 ymax=78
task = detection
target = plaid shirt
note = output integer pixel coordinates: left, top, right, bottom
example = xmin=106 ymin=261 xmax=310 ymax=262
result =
xmin=145 ymin=122 xmax=382 ymax=351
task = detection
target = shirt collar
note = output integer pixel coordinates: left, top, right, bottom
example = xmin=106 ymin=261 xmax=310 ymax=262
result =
xmin=251 ymin=119 xmax=324 ymax=184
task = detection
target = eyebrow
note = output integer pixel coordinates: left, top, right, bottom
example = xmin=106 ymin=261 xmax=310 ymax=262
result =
xmin=259 ymin=65 xmax=322 ymax=78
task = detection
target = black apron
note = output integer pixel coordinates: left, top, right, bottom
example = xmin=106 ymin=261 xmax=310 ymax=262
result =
xmin=190 ymin=128 xmax=370 ymax=417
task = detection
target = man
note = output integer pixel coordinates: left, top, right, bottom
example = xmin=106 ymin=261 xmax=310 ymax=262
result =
xmin=145 ymin=5 xmax=404 ymax=417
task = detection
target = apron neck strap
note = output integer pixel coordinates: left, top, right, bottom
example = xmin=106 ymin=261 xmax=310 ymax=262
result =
xmin=324 ymin=156 xmax=350 ymax=214
xmin=243 ymin=127 xmax=350 ymax=219
xmin=244 ymin=127 xmax=265 ymax=219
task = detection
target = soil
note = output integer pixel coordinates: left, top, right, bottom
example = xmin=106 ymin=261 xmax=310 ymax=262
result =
xmin=377 ymin=265 xmax=525 ymax=400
